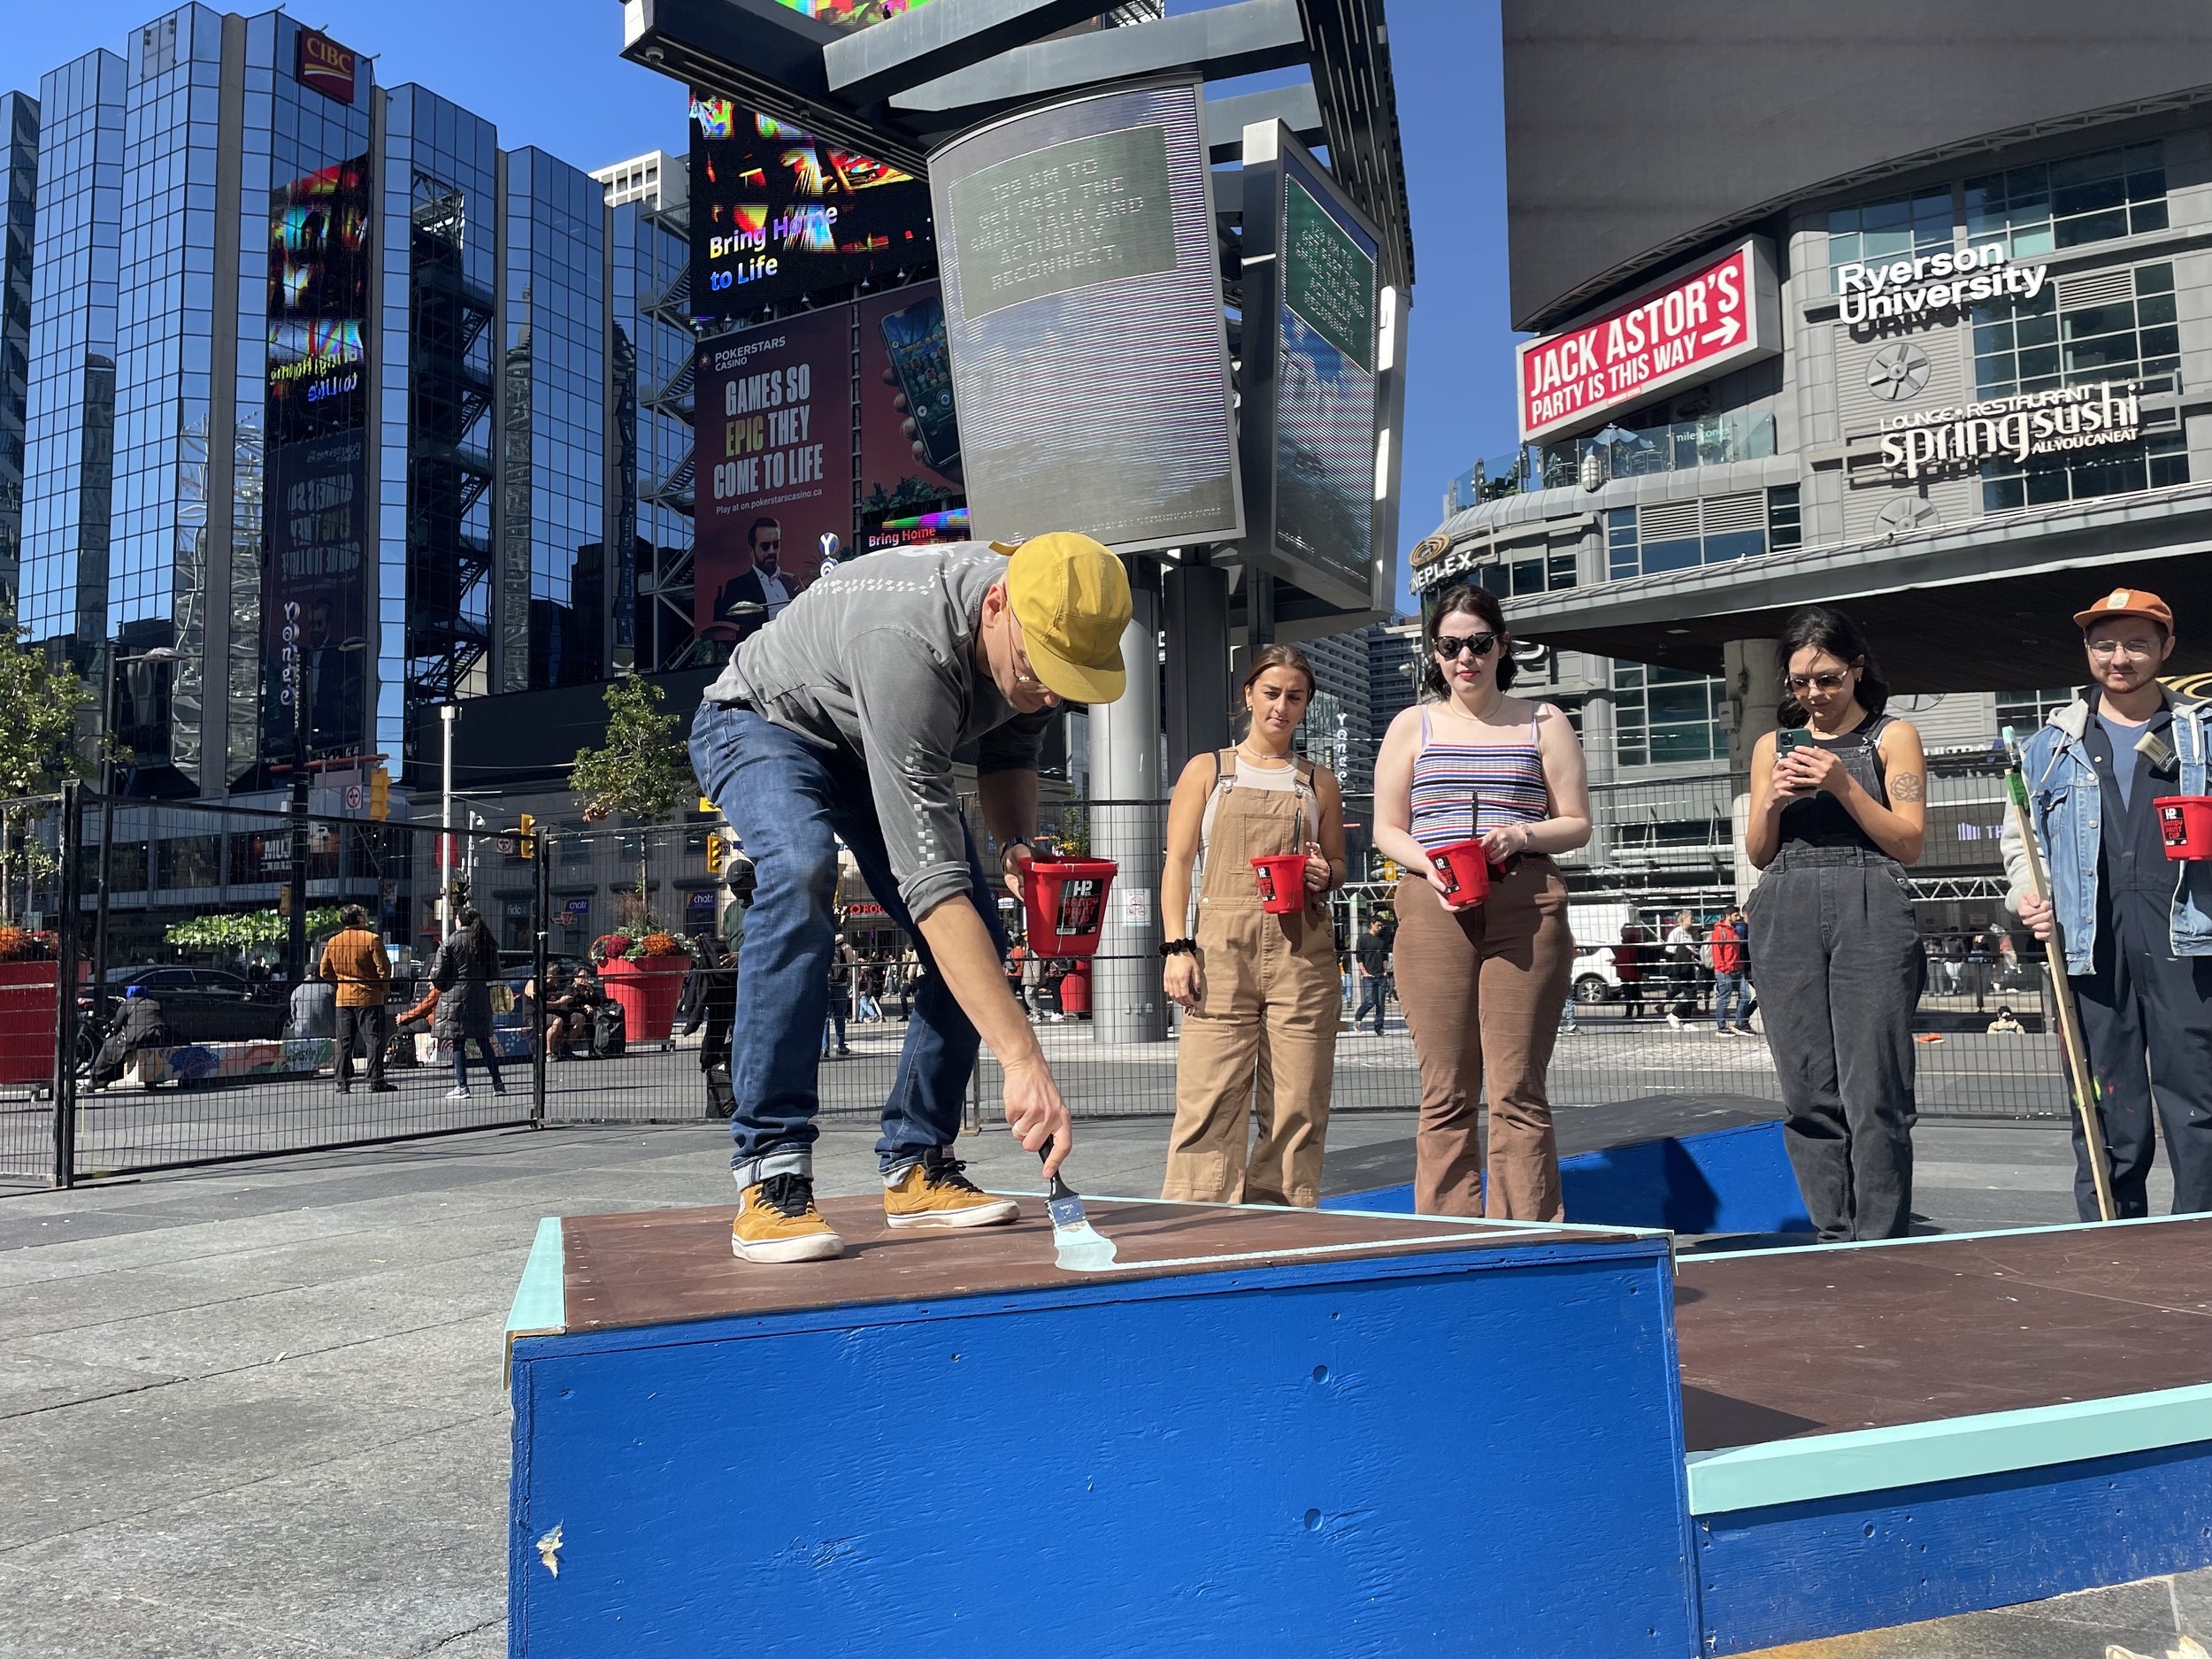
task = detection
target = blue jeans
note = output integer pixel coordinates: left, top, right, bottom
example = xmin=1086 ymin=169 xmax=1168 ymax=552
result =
xmin=689 ymin=703 xmax=1005 ymax=1180
xmin=822 ymin=988 xmax=848 ymax=1053
xmin=1354 ymin=975 xmax=1389 ymax=1033
xmin=1713 ymin=970 xmax=1748 ymax=1030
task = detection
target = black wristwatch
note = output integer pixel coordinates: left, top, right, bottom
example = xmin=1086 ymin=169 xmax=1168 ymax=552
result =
xmin=1159 ymin=937 xmax=1197 ymax=958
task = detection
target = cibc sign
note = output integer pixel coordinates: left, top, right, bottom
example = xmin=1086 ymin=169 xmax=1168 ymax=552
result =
xmin=295 ymin=27 xmax=357 ymax=104
xmin=1517 ymin=239 xmax=1779 ymax=444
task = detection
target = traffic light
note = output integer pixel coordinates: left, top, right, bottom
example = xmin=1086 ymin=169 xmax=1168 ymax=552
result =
xmin=518 ymin=812 xmax=535 ymax=858
xmin=706 ymin=832 xmax=725 ymax=869
xmin=367 ymin=766 xmax=389 ymax=820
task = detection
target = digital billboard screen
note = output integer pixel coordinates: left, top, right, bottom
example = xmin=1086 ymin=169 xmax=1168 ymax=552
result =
xmin=692 ymin=307 xmax=855 ymax=645
xmin=1237 ymin=129 xmax=1386 ymax=611
xmin=264 ymin=152 xmax=371 ymax=760
xmin=928 ymin=77 xmax=1241 ymax=554
xmin=689 ymin=94 xmax=934 ymax=320
xmin=857 ymin=280 xmax=964 ymax=541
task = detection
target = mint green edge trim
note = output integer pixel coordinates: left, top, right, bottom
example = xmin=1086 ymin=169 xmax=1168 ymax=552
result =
xmin=506 ymin=1217 xmax=566 ymax=1341
xmin=1690 ymin=1209 xmax=2201 ymax=1263
xmin=1686 ymin=1380 xmax=2212 ymax=1515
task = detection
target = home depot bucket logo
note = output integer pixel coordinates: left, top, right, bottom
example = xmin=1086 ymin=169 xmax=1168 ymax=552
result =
xmin=296 ymin=28 xmax=357 ymax=104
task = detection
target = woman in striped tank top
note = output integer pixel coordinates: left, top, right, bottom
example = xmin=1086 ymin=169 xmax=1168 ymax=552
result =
xmin=1372 ymin=584 xmax=1592 ymax=1219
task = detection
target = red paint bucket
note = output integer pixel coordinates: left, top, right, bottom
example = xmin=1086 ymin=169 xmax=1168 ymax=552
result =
xmin=1018 ymin=854 xmax=1118 ymax=957
xmin=1250 ymin=854 xmax=1309 ymax=914
xmin=2154 ymin=795 xmax=2212 ymax=862
xmin=1428 ymin=839 xmax=1492 ymax=909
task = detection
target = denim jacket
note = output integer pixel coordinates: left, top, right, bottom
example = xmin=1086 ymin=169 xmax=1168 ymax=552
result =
xmin=2001 ymin=691 xmax=2212 ymax=974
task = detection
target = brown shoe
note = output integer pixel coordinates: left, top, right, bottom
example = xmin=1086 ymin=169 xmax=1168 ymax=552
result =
xmin=884 ymin=1148 xmax=1019 ymax=1230
xmin=732 ymin=1172 xmax=844 ymax=1263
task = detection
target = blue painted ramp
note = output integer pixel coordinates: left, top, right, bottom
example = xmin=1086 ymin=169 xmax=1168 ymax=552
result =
xmin=1321 ymin=1118 xmax=1811 ymax=1235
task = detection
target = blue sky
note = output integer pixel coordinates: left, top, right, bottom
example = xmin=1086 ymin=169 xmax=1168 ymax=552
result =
xmin=4 ymin=0 xmax=1517 ymax=614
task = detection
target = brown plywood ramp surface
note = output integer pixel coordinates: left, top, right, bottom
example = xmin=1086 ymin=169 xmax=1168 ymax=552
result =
xmin=1677 ymin=1218 xmax=2212 ymax=1453
xmin=561 ymin=1197 xmax=1632 ymax=1334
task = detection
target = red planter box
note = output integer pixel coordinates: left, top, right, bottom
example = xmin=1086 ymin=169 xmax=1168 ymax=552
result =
xmin=600 ymin=955 xmax=687 ymax=1044
xmin=0 ymin=960 xmax=59 ymax=1087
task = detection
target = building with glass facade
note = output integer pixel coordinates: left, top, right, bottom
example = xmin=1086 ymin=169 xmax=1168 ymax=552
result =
xmin=8 ymin=4 xmax=695 ymax=801
xmin=1420 ymin=18 xmax=2212 ymax=910
xmin=0 ymin=92 xmax=36 ymax=617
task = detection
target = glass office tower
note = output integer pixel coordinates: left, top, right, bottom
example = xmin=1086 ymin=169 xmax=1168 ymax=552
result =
xmin=12 ymin=6 xmax=687 ymax=794
xmin=20 ymin=50 xmax=125 ymax=660
xmin=501 ymin=148 xmax=606 ymax=693
xmin=0 ymin=91 xmax=36 ymax=618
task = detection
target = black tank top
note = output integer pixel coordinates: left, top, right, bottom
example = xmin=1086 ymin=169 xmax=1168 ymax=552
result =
xmin=1778 ymin=712 xmax=1893 ymax=854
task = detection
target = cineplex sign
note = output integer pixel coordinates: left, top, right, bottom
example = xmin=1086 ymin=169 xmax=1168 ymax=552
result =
xmin=1878 ymin=381 xmax=2141 ymax=480
xmin=1517 ymin=240 xmax=1779 ymax=443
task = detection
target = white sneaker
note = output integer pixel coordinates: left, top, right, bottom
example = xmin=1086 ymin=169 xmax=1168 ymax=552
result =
xmin=446 ymin=1085 xmax=471 ymax=1101
xmin=1665 ymin=1012 xmax=1683 ymax=1031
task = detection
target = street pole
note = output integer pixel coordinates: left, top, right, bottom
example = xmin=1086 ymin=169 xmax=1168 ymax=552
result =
xmin=288 ymin=672 xmax=310 ymax=985
xmin=1091 ymin=565 xmax=1166 ymax=1044
xmin=99 ymin=643 xmax=118 ymax=798
xmin=440 ymin=703 xmax=457 ymax=936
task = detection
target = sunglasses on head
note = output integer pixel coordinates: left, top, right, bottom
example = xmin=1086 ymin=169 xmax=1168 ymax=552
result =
xmin=1433 ymin=631 xmax=1500 ymax=660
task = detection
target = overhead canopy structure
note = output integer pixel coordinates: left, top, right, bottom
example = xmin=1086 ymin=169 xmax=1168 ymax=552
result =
xmin=1501 ymin=481 xmax=2212 ymax=693
xmin=619 ymin=0 xmax=1414 ymax=295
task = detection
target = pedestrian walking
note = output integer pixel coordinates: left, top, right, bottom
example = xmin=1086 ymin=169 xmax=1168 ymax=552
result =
xmin=429 ymin=906 xmax=507 ymax=1099
xmin=823 ymin=933 xmax=856 ymax=1056
xmin=688 ymin=533 xmax=1129 ymax=1261
xmin=1745 ymin=605 xmax=1928 ymax=1241
xmin=319 ymin=904 xmax=394 ymax=1094
xmin=1613 ymin=923 xmax=1647 ymax=1021
xmin=1158 ymin=644 xmax=1348 ymax=1207
xmin=1372 ymin=584 xmax=1592 ymax=1220
xmin=1353 ymin=918 xmax=1392 ymax=1035
xmin=1710 ymin=907 xmax=1751 ymax=1034
xmin=2004 ymin=588 xmax=2212 ymax=1219
xmin=1663 ymin=910 xmax=1698 ymax=1028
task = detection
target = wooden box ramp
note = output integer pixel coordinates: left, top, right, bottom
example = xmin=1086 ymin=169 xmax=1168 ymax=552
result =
xmin=1678 ymin=1216 xmax=2212 ymax=1655
xmin=504 ymin=1195 xmax=1693 ymax=1658
xmin=503 ymin=1195 xmax=2212 ymax=1657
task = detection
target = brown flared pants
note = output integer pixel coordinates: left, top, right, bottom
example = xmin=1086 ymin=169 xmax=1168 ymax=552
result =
xmin=1392 ymin=858 xmax=1573 ymax=1219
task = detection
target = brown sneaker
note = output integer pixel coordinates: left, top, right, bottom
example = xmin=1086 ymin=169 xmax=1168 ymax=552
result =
xmin=884 ymin=1148 xmax=1020 ymax=1230
xmin=732 ymin=1172 xmax=844 ymax=1263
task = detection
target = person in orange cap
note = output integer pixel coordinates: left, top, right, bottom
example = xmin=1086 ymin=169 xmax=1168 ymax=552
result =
xmin=689 ymin=534 xmax=1132 ymax=1262
xmin=2002 ymin=588 xmax=2212 ymax=1219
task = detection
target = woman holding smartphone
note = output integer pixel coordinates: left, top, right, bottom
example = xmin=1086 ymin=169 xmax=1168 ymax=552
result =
xmin=1159 ymin=645 xmax=1348 ymax=1207
xmin=1745 ymin=605 xmax=1928 ymax=1241
xmin=1372 ymin=585 xmax=1592 ymax=1219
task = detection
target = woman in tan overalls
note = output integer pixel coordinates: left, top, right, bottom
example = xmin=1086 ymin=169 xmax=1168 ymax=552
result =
xmin=1158 ymin=645 xmax=1348 ymax=1206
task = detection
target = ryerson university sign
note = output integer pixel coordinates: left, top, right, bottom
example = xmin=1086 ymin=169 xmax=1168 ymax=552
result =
xmin=1878 ymin=381 xmax=2141 ymax=480
xmin=1836 ymin=244 xmax=2047 ymax=325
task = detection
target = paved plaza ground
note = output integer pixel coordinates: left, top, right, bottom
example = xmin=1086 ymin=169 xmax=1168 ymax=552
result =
xmin=0 ymin=1100 xmax=2197 ymax=1656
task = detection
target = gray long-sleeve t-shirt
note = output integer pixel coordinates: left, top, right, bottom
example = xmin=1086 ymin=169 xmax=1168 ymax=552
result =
xmin=702 ymin=542 xmax=1044 ymax=921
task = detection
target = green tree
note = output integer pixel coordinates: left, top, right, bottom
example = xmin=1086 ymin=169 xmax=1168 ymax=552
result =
xmin=567 ymin=672 xmax=687 ymax=903
xmin=0 ymin=624 xmax=94 ymax=925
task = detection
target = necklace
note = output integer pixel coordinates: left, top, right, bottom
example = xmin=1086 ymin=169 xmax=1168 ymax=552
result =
xmin=1237 ymin=740 xmax=1293 ymax=765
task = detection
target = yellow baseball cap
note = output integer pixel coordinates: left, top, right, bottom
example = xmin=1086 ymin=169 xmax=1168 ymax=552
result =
xmin=1002 ymin=533 xmax=1131 ymax=703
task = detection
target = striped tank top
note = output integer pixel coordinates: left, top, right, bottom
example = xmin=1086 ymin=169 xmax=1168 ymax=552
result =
xmin=1409 ymin=704 xmax=1548 ymax=852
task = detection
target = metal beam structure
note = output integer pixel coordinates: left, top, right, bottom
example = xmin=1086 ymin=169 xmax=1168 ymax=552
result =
xmin=619 ymin=0 xmax=1415 ymax=296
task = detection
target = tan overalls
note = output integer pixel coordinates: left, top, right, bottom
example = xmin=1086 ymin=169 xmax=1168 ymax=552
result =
xmin=1160 ymin=751 xmax=1342 ymax=1207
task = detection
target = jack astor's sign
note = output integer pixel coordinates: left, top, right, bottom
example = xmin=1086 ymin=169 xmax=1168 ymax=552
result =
xmin=1878 ymin=382 xmax=2140 ymax=480
xmin=1837 ymin=244 xmax=2047 ymax=326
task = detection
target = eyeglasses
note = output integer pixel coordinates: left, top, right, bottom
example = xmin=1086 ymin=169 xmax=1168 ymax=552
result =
xmin=1432 ymin=632 xmax=1499 ymax=660
xmin=2086 ymin=638 xmax=2157 ymax=659
xmin=1786 ymin=670 xmax=1853 ymax=693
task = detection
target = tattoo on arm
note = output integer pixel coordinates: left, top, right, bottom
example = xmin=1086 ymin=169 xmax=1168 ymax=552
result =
xmin=1890 ymin=771 xmax=1925 ymax=804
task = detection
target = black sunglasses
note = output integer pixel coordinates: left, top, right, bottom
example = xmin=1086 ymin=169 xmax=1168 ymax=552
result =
xmin=1433 ymin=631 xmax=1500 ymax=660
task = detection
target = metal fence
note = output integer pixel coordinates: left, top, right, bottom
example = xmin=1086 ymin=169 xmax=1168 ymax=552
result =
xmin=1 ymin=783 xmax=2072 ymax=1190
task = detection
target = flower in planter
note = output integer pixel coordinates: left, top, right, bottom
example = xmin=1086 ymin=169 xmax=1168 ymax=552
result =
xmin=591 ymin=933 xmax=634 ymax=966
xmin=637 ymin=933 xmax=683 ymax=958
xmin=0 ymin=926 xmax=31 ymax=962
